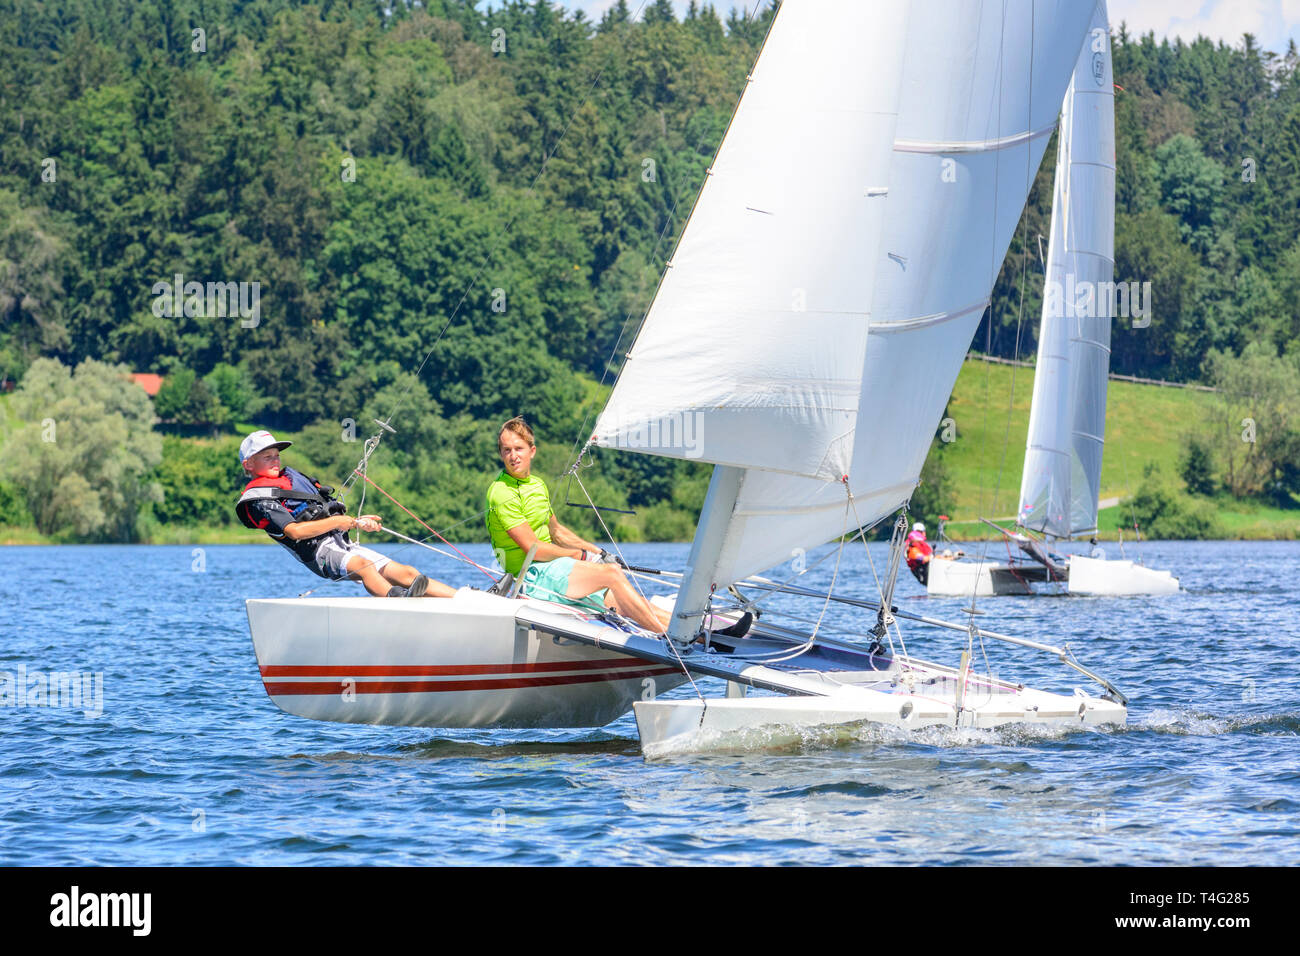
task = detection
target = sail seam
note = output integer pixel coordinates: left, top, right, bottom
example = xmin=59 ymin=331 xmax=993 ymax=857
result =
xmin=1026 ymin=445 xmax=1071 ymax=459
xmin=1058 ymin=249 xmax=1115 ymax=264
xmin=1069 ymin=336 xmax=1111 ymax=354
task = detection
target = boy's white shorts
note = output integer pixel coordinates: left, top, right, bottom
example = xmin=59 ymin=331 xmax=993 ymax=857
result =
xmin=312 ymin=537 xmax=392 ymax=580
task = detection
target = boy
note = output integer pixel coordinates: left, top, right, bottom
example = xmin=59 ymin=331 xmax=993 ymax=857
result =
xmin=235 ymin=430 xmax=455 ymax=598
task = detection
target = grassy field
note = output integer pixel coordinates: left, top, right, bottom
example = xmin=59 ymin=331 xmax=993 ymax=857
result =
xmin=938 ymin=358 xmax=1300 ymax=539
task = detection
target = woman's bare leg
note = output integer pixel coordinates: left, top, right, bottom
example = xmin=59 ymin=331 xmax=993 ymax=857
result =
xmin=565 ymin=563 xmax=667 ymax=633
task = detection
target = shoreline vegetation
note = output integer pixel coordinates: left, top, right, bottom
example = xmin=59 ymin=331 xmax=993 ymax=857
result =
xmin=3 ymin=359 xmax=1296 ymax=546
xmin=2 ymin=3 xmax=1298 ymax=546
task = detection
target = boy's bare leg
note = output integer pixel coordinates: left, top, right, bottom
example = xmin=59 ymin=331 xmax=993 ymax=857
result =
xmin=346 ymin=555 xmax=397 ymax=596
xmin=379 ymin=560 xmax=457 ymax=598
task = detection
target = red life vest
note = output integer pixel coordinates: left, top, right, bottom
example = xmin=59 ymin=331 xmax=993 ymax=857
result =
xmin=235 ymin=469 xmax=331 ymax=530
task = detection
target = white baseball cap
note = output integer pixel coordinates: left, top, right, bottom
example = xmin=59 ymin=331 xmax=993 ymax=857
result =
xmin=239 ymin=429 xmax=292 ymax=462
xmin=912 ymin=522 xmax=925 ymax=533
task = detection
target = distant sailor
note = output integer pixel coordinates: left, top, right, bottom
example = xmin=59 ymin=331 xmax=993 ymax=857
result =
xmin=905 ymin=521 xmax=934 ymax=585
xmin=485 ymin=416 xmax=750 ymax=638
xmin=235 ymin=429 xmax=454 ymax=598
xmin=1089 ymin=536 xmax=1106 ymax=559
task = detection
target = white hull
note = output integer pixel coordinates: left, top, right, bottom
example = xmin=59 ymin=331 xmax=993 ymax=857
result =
xmin=635 ymin=684 xmax=1125 ymax=756
xmin=925 ymin=555 xmax=1040 ymax=596
xmin=247 ymin=589 xmax=684 ymax=729
xmin=1065 ymin=554 xmax=1179 ymax=595
xmin=247 ymin=586 xmax=1128 ymax=755
xmin=925 ymin=553 xmax=1178 ymax=597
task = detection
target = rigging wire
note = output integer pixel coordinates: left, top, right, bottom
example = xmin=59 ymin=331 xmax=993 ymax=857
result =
xmin=848 ymin=496 xmax=912 ymax=665
xmin=353 ymin=470 xmax=497 ymax=582
xmin=711 ymin=502 xmax=852 ymax=666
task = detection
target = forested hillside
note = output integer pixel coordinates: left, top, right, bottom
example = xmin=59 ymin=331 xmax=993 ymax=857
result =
xmin=1 ymin=1 xmax=1297 ymax=543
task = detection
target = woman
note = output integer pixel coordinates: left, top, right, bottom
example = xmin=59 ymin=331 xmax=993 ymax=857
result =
xmin=485 ymin=417 xmax=752 ymax=639
xmin=484 ymin=417 xmax=673 ymax=632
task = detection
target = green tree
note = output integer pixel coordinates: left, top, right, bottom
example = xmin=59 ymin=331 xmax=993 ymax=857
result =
xmin=1204 ymin=344 xmax=1300 ymax=500
xmin=1155 ymin=134 xmax=1223 ymax=253
xmin=1123 ymin=465 xmax=1223 ymax=539
xmin=0 ymin=190 xmax=68 ymax=381
xmin=1179 ymin=435 xmax=1216 ymax=496
xmin=151 ymin=435 xmax=242 ymax=527
xmin=3 ymin=358 xmax=162 ymax=540
xmin=154 ymin=367 xmax=225 ymax=426
xmin=203 ymin=362 xmax=260 ymax=423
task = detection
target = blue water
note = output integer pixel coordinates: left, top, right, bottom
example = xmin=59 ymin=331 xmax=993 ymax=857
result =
xmin=1 ymin=539 xmax=1296 ymax=865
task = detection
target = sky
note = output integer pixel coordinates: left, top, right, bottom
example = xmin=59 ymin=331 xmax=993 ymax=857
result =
xmin=528 ymin=0 xmax=1300 ymax=56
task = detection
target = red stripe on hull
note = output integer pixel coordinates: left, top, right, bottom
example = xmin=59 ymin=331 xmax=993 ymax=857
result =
xmin=264 ymin=666 xmax=679 ymax=696
xmin=260 ymin=657 xmax=657 ymax=678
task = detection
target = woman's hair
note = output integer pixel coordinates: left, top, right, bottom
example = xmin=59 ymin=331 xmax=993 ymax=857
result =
xmin=498 ymin=416 xmax=535 ymax=449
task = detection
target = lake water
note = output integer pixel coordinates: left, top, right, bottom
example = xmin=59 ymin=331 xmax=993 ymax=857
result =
xmin=1 ymin=539 xmax=1296 ymax=866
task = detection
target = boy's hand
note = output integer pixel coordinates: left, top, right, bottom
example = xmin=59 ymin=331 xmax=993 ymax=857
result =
xmin=349 ymin=514 xmax=382 ymax=533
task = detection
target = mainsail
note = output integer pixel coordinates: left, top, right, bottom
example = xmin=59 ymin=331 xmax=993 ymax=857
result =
xmin=1018 ymin=0 xmax=1115 ymax=539
xmin=594 ymin=0 xmax=1096 ymax=589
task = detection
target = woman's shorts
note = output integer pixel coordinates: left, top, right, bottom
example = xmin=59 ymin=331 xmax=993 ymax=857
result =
xmin=522 ymin=557 xmax=609 ymax=612
xmin=311 ymin=536 xmax=392 ymax=581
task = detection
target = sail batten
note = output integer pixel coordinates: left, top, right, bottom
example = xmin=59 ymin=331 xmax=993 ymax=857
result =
xmin=893 ymin=123 xmax=1058 ymax=153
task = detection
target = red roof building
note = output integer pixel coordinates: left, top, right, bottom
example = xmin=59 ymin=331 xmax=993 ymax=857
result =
xmin=131 ymin=373 xmax=164 ymax=396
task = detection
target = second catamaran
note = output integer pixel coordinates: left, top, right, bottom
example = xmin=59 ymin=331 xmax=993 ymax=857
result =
xmin=928 ymin=1 xmax=1179 ymax=598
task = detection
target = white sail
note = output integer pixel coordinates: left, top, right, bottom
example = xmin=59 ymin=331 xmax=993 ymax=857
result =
xmin=596 ymin=0 xmax=1095 ymax=587
xmin=1019 ymin=0 xmax=1115 ymax=539
xmin=594 ymin=0 xmax=910 ymax=483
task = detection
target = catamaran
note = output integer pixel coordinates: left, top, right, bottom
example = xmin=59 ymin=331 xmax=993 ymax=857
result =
xmin=926 ymin=1 xmax=1179 ymax=597
xmin=246 ymin=0 xmax=1129 ymax=754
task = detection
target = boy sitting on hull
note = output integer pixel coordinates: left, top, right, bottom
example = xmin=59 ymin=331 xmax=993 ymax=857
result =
xmin=235 ymin=430 xmax=455 ymax=598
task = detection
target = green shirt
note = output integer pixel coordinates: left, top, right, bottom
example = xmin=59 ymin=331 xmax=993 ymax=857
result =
xmin=485 ymin=470 xmax=554 ymax=576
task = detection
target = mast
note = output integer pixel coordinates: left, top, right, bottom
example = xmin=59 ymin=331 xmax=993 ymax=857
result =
xmin=667 ymin=466 xmax=743 ymax=644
